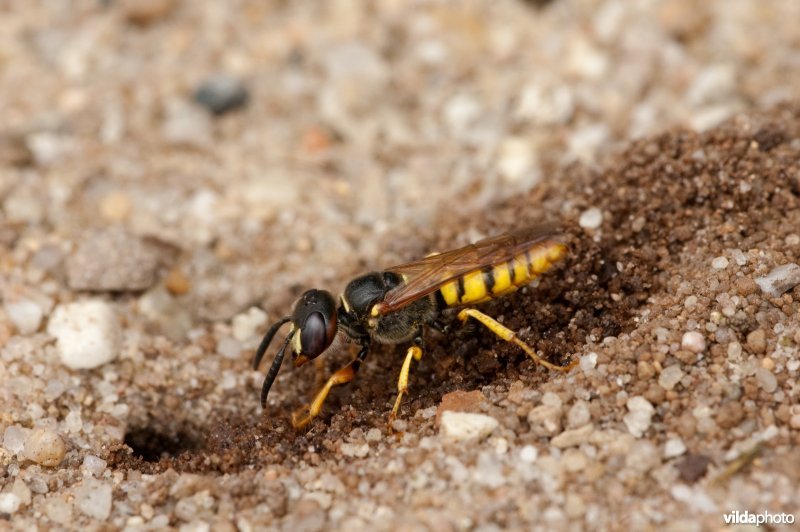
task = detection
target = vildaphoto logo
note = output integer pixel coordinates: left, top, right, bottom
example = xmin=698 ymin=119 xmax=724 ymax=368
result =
xmin=723 ymin=510 xmax=795 ymax=525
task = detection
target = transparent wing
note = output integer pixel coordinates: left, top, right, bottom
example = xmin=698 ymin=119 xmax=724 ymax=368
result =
xmin=376 ymin=223 xmax=564 ymax=314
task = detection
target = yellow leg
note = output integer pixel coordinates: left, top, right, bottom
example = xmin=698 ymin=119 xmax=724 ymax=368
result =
xmin=388 ymin=345 xmax=423 ymax=425
xmin=457 ymin=309 xmax=576 ymax=372
xmin=292 ymin=362 xmax=357 ymax=428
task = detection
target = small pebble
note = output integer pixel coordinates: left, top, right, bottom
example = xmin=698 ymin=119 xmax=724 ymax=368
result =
xmin=519 ymin=445 xmax=538 ymax=463
xmin=664 ymin=437 xmax=687 ymax=458
xmin=3 ymin=425 xmax=29 ymax=455
xmin=755 ymin=367 xmax=778 ymax=393
xmin=675 ymin=453 xmax=711 ymax=483
xmin=578 ymin=207 xmax=603 ymax=229
xmin=551 ymin=423 xmax=594 ymax=448
xmin=99 ymin=191 xmax=132 ymax=222
xmin=216 ymin=337 xmax=242 ymax=359
xmin=623 ymin=396 xmax=655 ymax=438
xmin=121 ymin=0 xmax=176 ymax=26
xmin=0 ymin=493 xmax=21 ymax=514
xmin=339 ymin=443 xmax=369 ymax=458
xmin=82 ymin=455 xmax=107 ymax=477
xmin=580 ymin=352 xmax=598 ymax=371
xmin=232 ymin=307 xmax=268 ymax=342
xmin=754 ymin=263 xmax=800 ymax=297
xmin=4 ymin=298 xmax=43 ymax=335
xmin=439 ymin=411 xmax=498 ymax=441
xmin=66 ymin=228 xmax=164 ymax=291
xmin=681 ymin=331 xmax=706 ymax=353
xmin=527 ymin=404 xmax=562 ymax=436
xmin=365 ymin=428 xmax=382 ymax=442
xmin=658 ymin=365 xmax=684 ymax=390
xmin=745 ymin=329 xmax=767 ymax=354
xmin=566 ymin=400 xmax=591 ymax=428
xmin=73 ymin=479 xmax=113 ymax=520
xmin=194 ymin=74 xmax=249 ymax=115
xmin=711 ymin=256 xmax=729 ymax=269
xmin=48 ymin=299 xmax=122 ymax=370
xmin=23 ymin=428 xmax=67 ymax=467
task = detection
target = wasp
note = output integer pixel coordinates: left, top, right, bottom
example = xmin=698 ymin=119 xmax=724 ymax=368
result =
xmin=253 ymin=224 xmax=576 ymax=428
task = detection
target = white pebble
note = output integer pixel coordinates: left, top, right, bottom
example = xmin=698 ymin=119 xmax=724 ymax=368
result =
xmin=755 ymin=263 xmax=800 ymax=297
xmin=566 ymin=400 xmax=591 ymax=428
xmin=580 ymin=352 xmax=598 ymax=371
xmin=578 ymin=207 xmax=603 ymax=229
xmin=755 ymin=367 xmax=778 ymax=393
xmin=4 ymin=298 xmax=44 ymax=335
xmin=681 ymin=331 xmax=706 ymax=353
xmin=0 ymin=493 xmax=21 ymax=514
xmin=440 ymin=411 xmax=499 ymax=441
xmin=664 ymin=437 xmax=687 ymax=458
xmin=3 ymin=425 xmax=30 ymax=455
xmin=519 ymin=445 xmax=538 ymax=463
xmin=711 ymin=256 xmax=729 ymax=269
xmin=231 ymin=307 xmax=268 ymax=342
xmin=339 ymin=443 xmax=369 ymax=458
xmin=23 ymin=428 xmax=67 ymax=467
xmin=730 ymin=249 xmax=747 ymax=266
xmin=74 ymin=478 xmax=113 ymax=520
xmin=47 ymin=300 xmax=121 ymax=369
xmin=623 ymin=396 xmax=655 ymax=438
xmin=658 ymin=365 xmax=684 ymax=390
xmin=216 ymin=337 xmax=242 ymax=359
xmin=82 ymin=455 xmax=107 ymax=477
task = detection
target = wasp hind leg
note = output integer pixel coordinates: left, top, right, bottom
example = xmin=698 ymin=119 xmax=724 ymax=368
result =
xmin=457 ymin=308 xmax=577 ymax=372
xmin=388 ymin=334 xmax=424 ymax=427
xmin=292 ymin=342 xmax=370 ymax=429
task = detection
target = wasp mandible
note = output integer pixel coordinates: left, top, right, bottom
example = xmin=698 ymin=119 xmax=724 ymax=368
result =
xmin=253 ymin=224 xmax=576 ymax=428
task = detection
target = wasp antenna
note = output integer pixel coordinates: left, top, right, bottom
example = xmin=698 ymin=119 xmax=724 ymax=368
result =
xmin=253 ymin=316 xmax=291 ymax=370
xmin=261 ymin=330 xmax=295 ymax=408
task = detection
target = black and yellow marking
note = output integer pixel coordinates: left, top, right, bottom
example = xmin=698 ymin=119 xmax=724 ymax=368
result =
xmin=439 ymin=242 xmax=566 ymax=307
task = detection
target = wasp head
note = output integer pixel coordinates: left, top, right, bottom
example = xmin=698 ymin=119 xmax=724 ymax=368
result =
xmin=253 ymin=289 xmax=338 ymax=408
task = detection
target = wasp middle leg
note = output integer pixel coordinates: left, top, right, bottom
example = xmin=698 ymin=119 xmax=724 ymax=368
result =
xmin=388 ymin=332 xmax=424 ymax=426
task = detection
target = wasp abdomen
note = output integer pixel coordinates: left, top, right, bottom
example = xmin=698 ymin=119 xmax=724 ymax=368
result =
xmin=439 ymin=242 xmax=567 ymax=307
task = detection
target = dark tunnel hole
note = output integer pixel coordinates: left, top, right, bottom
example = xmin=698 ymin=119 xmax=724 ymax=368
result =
xmin=123 ymin=425 xmax=202 ymax=463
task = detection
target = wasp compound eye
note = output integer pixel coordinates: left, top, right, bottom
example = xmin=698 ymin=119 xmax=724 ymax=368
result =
xmin=300 ymin=311 xmax=332 ymax=357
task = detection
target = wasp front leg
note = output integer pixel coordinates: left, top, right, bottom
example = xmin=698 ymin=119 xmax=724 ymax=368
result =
xmin=292 ymin=342 xmax=370 ymax=428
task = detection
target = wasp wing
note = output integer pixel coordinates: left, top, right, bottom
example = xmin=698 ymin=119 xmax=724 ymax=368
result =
xmin=376 ymin=224 xmax=564 ymax=314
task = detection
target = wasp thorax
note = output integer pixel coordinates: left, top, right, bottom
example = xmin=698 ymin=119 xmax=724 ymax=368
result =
xmin=292 ymin=289 xmax=337 ymax=364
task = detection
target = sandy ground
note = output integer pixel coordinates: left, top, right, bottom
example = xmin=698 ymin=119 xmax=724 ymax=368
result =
xmin=1 ymin=1 xmax=800 ymax=530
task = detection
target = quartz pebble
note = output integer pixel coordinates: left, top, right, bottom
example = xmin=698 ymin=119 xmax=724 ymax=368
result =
xmin=439 ymin=412 xmax=498 ymax=441
xmin=681 ymin=331 xmax=706 ymax=353
xmin=0 ymin=493 xmax=21 ymax=514
xmin=711 ymin=256 xmax=729 ymax=269
xmin=658 ymin=365 xmax=684 ymax=390
xmin=754 ymin=263 xmax=800 ymax=297
xmin=82 ymin=455 xmax=107 ymax=477
xmin=3 ymin=426 xmax=30 ymax=455
xmin=73 ymin=479 xmax=113 ymax=520
xmin=4 ymin=298 xmax=43 ymax=335
xmin=578 ymin=207 xmax=603 ymax=229
xmin=755 ymin=367 xmax=778 ymax=393
xmin=232 ymin=307 xmax=268 ymax=342
xmin=23 ymin=428 xmax=67 ymax=467
xmin=664 ymin=437 xmax=687 ymax=458
xmin=66 ymin=228 xmax=164 ymax=291
xmin=48 ymin=300 xmax=122 ymax=370
xmin=623 ymin=396 xmax=655 ymax=438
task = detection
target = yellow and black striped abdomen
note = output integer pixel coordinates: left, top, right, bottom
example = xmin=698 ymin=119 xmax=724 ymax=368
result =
xmin=438 ymin=242 xmax=567 ymax=307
